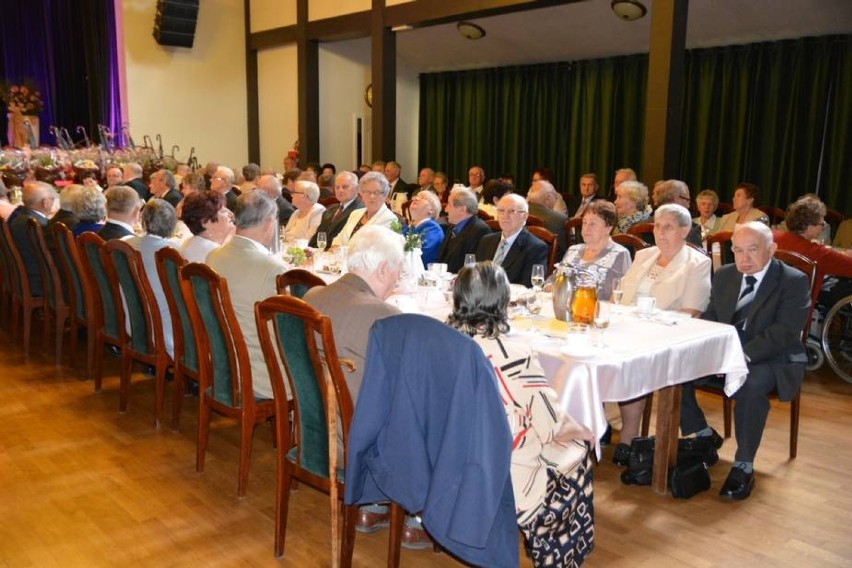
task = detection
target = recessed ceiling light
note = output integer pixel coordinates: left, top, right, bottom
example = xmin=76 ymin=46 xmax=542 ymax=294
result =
xmin=457 ymin=21 xmax=486 ymax=40
xmin=611 ymin=0 xmax=647 ymax=21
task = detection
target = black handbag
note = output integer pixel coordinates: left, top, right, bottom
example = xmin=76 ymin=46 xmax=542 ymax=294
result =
xmin=620 ymin=436 xmax=714 ymax=497
xmin=668 ymin=458 xmax=711 ymax=499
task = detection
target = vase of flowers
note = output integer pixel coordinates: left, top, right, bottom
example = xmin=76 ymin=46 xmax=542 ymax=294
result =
xmin=3 ymin=82 xmax=44 ymax=148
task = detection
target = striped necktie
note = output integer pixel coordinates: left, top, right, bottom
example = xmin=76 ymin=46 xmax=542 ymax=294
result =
xmin=493 ymin=238 xmax=510 ymax=266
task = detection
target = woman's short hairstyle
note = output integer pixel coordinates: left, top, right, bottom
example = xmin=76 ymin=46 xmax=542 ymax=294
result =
xmin=434 ymin=171 xmax=448 ymax=185
xmin=141 ymin=198 xmax=177 ymax=238
xmin=735 ymin=182 xmax=760 ymax=203
xmin=359 ymin=171 xmax=390 ymax=197
xmin=481 ymin=179 xmax=512 ymax=205
xmin=73 ymin=185 xmax=107 ymax=223
xmin=585 ymin=200 xmax=618 ymax=227
xmin=181 ymin=191 xmax=224 ymax=235
xmin=295 ymin=180 xmax=320 ymax=203
xmin=696 ymin=189 xmax=719 ymax=208
xmin=785 ymin=196 xmax=826 ymax=234
xmin=617 ymin=181 xmax=649 ymax=210
xmin=346 ymin=225 xmax=404 ymax=273
xmin=242 ymin=163 xmax=261 ymax=182
xmin=415 ymin=189 xmax=441 ymax=220
xmin=655 ymin=203 xmax=692 ymax=228
xmin=446 ymin=261 xmax=511 ymax=339
xmin=59 ymin=184 xmax=82 ymax=211
xmin=181 ymin=171 xmax=206 ymax=193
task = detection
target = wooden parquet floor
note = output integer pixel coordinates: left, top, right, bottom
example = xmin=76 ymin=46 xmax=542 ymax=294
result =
xmin=1 ymin=322 xmax=851 ymax=567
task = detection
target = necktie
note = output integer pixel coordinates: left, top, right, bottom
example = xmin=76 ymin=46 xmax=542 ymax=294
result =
xmin=733 ymin=275 xmax=757 ymax=329
xmin=493 ymin=238 xmax=510 ymax=266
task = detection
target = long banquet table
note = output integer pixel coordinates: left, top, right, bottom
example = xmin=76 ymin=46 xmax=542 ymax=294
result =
xmin=385 ymin=286 xmax=749 ymax=494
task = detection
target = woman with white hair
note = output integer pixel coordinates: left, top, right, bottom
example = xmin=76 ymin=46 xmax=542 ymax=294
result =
xmin=332 ymin=171 xmax=398 ymax=247
xmin=283 ymin=179 xmax=325 ymax=241
xmin=404 ymin=189 xmax=444 ymax=267
xmin=613 ymin=180 xmax=650 ymax=235
xmin=611 ymin=203 xmax=711 ymax=470
xmin=70 ymin=184 xmax=107 ymax=237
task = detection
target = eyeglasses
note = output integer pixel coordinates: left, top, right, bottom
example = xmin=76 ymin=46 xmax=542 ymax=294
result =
xmin=291 ymin=191 xmax=306 ymax=195
xmin=496 ymin=208 xmax=526 ymax=216
xmin=211 ymin=176 xmax=227 ymax=181
xmin=814 ymin=221 xmax=827 ymax=227
xmin=360 ymin=190 xmax=385 ymax=197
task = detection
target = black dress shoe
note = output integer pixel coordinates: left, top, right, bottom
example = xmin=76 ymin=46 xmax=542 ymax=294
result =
xmin=600 ymin=423 xmax=613 ymax=447
xmin=704 ymin=428 xmax=724 ymax=449
xmin=612 ymin=443 xmax=631 ymax=467
xmin=719 ymin=467 xmax=754 ymax=500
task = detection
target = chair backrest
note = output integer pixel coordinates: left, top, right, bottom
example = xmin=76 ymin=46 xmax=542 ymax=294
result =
xmin=256 ymin=295 xmax=354 ymax=480
xmin=774 ymin=249 xmax=818 ymax=340
xmin=686 ymin=241 xmax=710 ymax=258
xmin=319 ymin=196 xmax=339 ymax=208
xmin=180 ymin=262 xmax=249 ymax=407
xmin=716 ymin=202 xmax=734 ymax=215
xmin=104 ymin=239 xmax=161 ymax=357
xmin=611 ymin=233 xmax=649 ymax=260
xmin=276 ymin=268 xmax=327 ymax=297
xmin=77 ymin=232 xmax=120 ymax=341
xmin=564 ymin=217 xmax=583 ymax=247
xmin=526 ymin=226 xmax=558 ymax=275
xmin=476 ymin=209 xmax=493 ymax=221
xmin=758 ymin=206 xmax=785 ymax=226
xmin=626 ymin=222 xmax=656 ymax=245
xmin=52 ymin=223 xmax=91 ymax=324
xmin=0 ymin=218 xmax=26 ymax=301
xmin=524 ymin=214 xmax=545 ymax=228
xmin=825 ymin=208 xmax=844 ymax=238
xmin=485 ymin=219 xmax=501 ymax=232
xmin=706 ymin=231 xmax=734 ymax=269
xmin=26 ymin=218 xmax=65 ymax=312
xmin=155 ymin=247 xmax=197 ymax=374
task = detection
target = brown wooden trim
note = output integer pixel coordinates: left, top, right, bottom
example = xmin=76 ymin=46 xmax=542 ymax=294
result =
xmin=244 ymin=0 xmax=260 ymax=163
xmin=249 ymin=26 xmax=298 ymax=50
xmin=306 ymin=11 xmax=371 ymax=42
xmin=385 ymin=0 xmax=582 ymax=29
xmin=297 ymin=0 xmax=319 ymax=165
xmin=371 ymin=0 xmax=396 ymax=161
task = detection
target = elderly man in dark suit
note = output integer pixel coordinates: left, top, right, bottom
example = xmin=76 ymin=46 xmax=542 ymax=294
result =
xmin=437 ymin=188 xmax=491 ymax=273
xmin=10 ymin=181 xmax=56 ymax=296
xmin=122 ymin=162 xmax=150 ymax=201
xmin=476 ymin=193 xmax=548 ymax=287
xmin=255 ymin=173 xmax=294 ymax=226
xmin=526 ymin=180 xmax=568 ymax=258
xmin=309 ymin=170 xmax=363 ymax=248
xmin=148 ymin=169 xmax=183 ymax=208
xmin=99 ymin=185 xmax=141 ymax=240
xmin=680 ymin=222 xmax=810 ymax=500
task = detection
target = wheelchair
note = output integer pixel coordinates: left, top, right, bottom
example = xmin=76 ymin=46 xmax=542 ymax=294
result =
xmin=806 ymin=293 xmax=852 ymax=384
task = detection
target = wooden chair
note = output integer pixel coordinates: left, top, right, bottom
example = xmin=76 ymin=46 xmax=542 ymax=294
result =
xmin=611 ymin=233 xmax=649 ymax=260
xmin=485 ymin=219 xmax=501 ymax=232
xmin=255 ymin=295 xmax=360 ymax=564
xmin=758 ymin=206 xmax=785 ymax=226
xmin=564 ymin=217 xmax=583 ymax=247
xmin=155 ymin=248 xmax=199 ymax=431
xmin=706 ymin=231 xmax=734 ymax=270
xmin=319 ymin=196 xmax=339 ymax=208
xmin=475 ymin=209 xmax=493 ymax=221
xmin=526 ymin=226 xmax=558 ymax=276
xmin=276 ymin=269 xmax=327 ymax=297
xmin=825 ymin=208 xmax=844 ymax=237
xmin=51 ymin=223 xmax=95 ymax=372
xmin=696 ymin=250 xmax=817 ymax=460
xmin=77 ymin=232 xmax=123 ymax=391
xmin=0 ymin=218 xmax=44 ymax=357
xmin=525 ymin=214 xmax=545 ymax=228
xmin=180 ymin=262 xmax=279 ymax=497
xmin=26 ymin=218 xmax=70 ymax=364
xmin=103 ymin=240 xmax=173 ymax=427
xmin=626 ymin=222 xmax=656 ymax=245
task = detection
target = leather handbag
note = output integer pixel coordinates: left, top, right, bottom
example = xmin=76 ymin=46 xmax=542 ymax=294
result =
xmin=668 ymin=458 xmax=711 ymax=499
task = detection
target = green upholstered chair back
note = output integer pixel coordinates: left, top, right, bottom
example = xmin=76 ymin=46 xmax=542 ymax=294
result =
xmin=255 ymin=295 xmax=353 ymax=480
xmin=78 ymin=232 xmax=119 ymax=340
xmin=0 ymin=218 xmax=28 ymax=301
xmin=52 ymin=223 xmax=88 ymax=323
xmin=104 ymin=240 xmax=155 ymax=355
xmin=181 ymin=263 xmax=243 ymax=406
xmin=26 ymin=218 xmax=63 ymax=311
xmin=275 ymin=269 xmax=327 ymax=298
xmin=156 ymin=248 xmax=196 ymax=373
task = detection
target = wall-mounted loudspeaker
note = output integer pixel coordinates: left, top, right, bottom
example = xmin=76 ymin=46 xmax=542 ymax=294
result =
xmin=153 ymin=0 xmax=199 ymax=48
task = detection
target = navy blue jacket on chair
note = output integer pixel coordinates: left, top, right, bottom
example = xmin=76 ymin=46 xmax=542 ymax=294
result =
xmin=345 ymin=314 xmax=518 ymax=568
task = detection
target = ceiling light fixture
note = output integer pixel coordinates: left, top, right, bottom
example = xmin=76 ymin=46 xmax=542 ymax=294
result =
xmin=611 ymin=0 xmax=647 ymax=21
xmin=457 ymin=21 xmax=486 ymax=40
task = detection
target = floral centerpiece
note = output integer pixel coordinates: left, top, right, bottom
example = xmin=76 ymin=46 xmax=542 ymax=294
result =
xmin=2 ymin=82 xmax=44 ymax=116
xmin=31 ymin=147 xmax=65 ymax=183
xmin=0 ymin=148 xmax=29 ymax=187
xmin=390 ymin=219 xmax=423 ymax=251
xmin=284 ymin=245 xmax=314 ymax=267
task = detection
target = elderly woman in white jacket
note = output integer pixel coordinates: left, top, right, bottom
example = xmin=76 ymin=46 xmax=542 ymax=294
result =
xmin=283 ymin=179 xmax=325 ymax=242
xmin=331 ymin=171 xmax=398 ymax=247
xmin=613 ymin=203 xmax=712 ymax=467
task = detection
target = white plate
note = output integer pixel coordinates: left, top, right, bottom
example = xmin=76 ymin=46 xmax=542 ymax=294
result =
xmin=560 ymin=345 xmax=603 ymax=359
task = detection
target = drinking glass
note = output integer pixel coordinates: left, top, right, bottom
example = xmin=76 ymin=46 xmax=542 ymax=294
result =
xmin=531 ymin=264 xmax=545 ymax=292
xmin=611 ymin=277 xmax=624 ymax=308
xmin=464 ymin=253 xmax=477 ymax=267
xmin=594 ymin=300 xmax=611 ymax=347
xmin=316 ymin=231 xmax=327 ymax=251
xmin=525 ymin=291 xmax=542 ymax=316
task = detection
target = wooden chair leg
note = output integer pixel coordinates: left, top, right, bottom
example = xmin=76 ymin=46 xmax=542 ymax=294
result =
xmin=92 ymin=337 xmax=104 ymax=392
xmin=154 ymin=360 xmax=168 ymax=430
xmin=22 ymin=304 xmax=34 ymax=358
xmin=274 ymin=466 xmax=293 ymax=558
xmin=119 ymin=353 xmax=132 ymax=413
xmin=237 ymin=418 xmax=255 ymax=497
xmin=723 ymin=397 xmax=733 ymax=438
xmin=340 ymin=504 xmax=358 ymax=568
xmin=790 ymin=395 xmax=800 ymax=460
xmin=171 ymin=368 xmax=185 ymax=432
xmin=196 ymin=399 xmax=210 ymax=473
xmin=388 ymin=503 xmax=404 ymax=568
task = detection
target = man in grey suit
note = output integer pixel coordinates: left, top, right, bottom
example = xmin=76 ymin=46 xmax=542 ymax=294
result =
xmin=207 ymin=191 xmax=287 ymax=401
xmin=476 ymin=194 xmax=548 ymax=288
xmin=680 ymin=222 xmax=810 ymax=500
xmin=309 ymin=171 xmax=363 ymax=248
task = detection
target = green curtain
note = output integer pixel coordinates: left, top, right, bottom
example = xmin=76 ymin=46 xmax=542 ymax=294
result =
xmin=419 ymin=34 xmax=850 ymax=213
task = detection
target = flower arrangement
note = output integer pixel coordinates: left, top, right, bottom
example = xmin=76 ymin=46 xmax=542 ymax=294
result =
xmin=2 ymin=81 xmax=44 ymax=116
xmin=284 ymin=245 xmax=314 ymax=267
xmin=390 ymin=219 xmax=423 ymax=252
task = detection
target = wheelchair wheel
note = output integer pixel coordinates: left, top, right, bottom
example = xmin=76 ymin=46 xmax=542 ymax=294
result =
xmin=822 ymin=294 xmax=852 ymax=384
xmin=805 ymin=338 xmax=824 ymax=371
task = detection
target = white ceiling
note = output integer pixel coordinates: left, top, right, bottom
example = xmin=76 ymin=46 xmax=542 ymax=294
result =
xmin=396 ymin=0 xmax=852 ymax=73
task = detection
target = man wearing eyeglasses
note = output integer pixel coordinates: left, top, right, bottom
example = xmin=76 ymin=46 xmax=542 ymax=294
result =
xmin=476 ymin=193 xmax=548 ymax=287
xmin=652 ymin=179 xmax=703 ymax=246
xmin=210 ymin=166 xmax=239 ymax=212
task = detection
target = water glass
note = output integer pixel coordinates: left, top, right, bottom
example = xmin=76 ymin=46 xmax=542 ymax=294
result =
xmin=464 ymin=253 xmax=477 ymax=267
xmin=594 ymin=301 xmax=611 ymax=347
xmin=637 ymin=296 xmax=656 ymax=318
xmin=531 ymin=264 xmax=545 ymax=292
xmin=316 ymin=231 xmax=327 ymax=251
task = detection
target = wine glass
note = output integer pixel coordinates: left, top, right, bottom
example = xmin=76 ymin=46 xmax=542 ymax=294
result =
xmin=464 ymin=253 xmax=477 ymax=267
xmin=594 ymin=300 xmax=611 ymax=347
xmin=531 ymin=264 xmax=545 ymax=292
xmin=316 ymin=231 xmax=327 ymax=251
xmin=611 ymin=277 xmax=624 ymax=312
